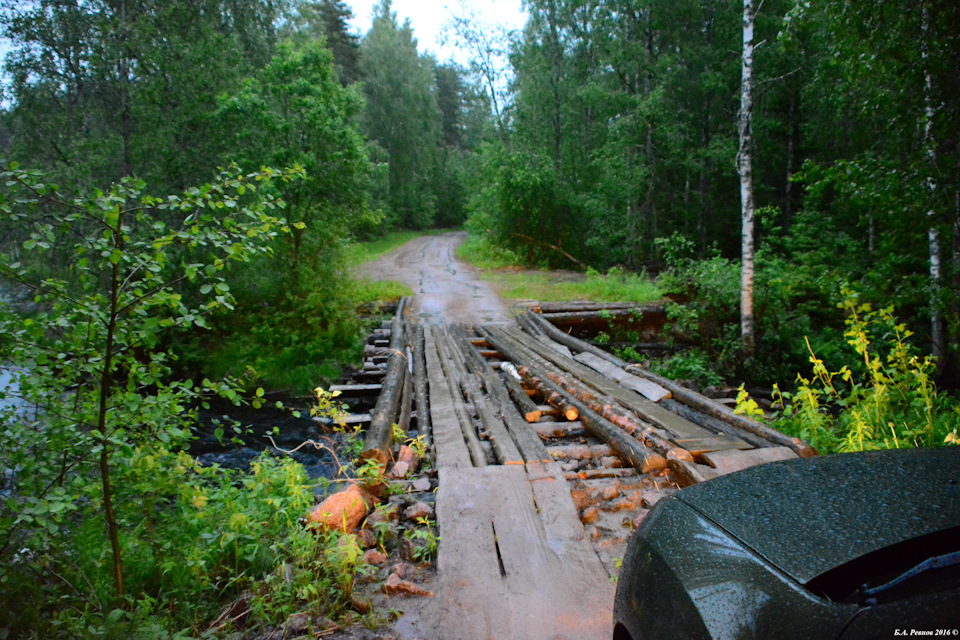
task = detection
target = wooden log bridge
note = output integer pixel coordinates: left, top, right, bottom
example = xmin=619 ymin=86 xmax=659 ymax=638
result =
xmin=333 ymin=299 xmax=814 ymax=639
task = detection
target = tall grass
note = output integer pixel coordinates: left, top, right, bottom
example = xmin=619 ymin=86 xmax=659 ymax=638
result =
xmin=457 ymin=234 xmax=661 ymax=303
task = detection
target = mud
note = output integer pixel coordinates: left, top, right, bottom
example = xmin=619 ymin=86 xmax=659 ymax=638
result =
xmin=359 ymin=232 xmax=511 ymax=326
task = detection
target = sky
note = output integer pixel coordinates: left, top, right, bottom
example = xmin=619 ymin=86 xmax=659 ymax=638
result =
xmin=345 ymin=0 xmax=527 ymax=64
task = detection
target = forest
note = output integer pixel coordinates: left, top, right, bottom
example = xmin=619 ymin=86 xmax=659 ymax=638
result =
xmin=0 ymin=0 xmax=958 ymax=636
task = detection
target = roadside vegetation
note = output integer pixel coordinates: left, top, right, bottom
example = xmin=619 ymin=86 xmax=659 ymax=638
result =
xmin=2 ymin=0 xmax=959 ymax=636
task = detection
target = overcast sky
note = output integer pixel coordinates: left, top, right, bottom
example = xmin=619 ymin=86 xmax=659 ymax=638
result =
xmin=345 ymin=0 xmax=527 ymax=64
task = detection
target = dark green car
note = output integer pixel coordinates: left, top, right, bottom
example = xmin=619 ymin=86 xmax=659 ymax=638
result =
xmin=613 ymin=448 xmax=960 ymax=640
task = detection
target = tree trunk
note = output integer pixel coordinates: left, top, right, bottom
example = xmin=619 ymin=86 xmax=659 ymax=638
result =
xmin=738 ymin=0 xmax=756 ymax=357
xmin=921 ymin=1 xmax=946 ymax=364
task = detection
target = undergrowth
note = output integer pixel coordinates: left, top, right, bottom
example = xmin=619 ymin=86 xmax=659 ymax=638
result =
xmin=770 ymin=291 xmax=960 ymax=453
xmin=458 ymin=234 xmax=661 ymax=303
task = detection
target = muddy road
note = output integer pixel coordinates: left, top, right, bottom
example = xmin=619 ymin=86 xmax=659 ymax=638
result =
xmin=360 ymin=232 xmax=511 ymax=325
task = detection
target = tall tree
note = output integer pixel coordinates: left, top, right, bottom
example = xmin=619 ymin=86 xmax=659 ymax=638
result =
xmin=285 ymin=0 xmax=362 ymax=85
xmin=360 ymin=0 xmax=443 ymax=229
xmin=738 ymin=0 xmax=756 ymax=356
xmin=0 ymin=0 xmax=281 ymax=191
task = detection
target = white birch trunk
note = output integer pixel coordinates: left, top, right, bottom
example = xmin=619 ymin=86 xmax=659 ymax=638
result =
xmin=921 ymin=1 xmax=945 ymax=363
xmin=738 ymin=0 xmax=756 ymax=356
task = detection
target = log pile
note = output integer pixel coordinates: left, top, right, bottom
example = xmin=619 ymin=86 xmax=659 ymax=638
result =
xmin=514 ymin=299 xmax=668 ymax=340
xmin=468 ymin=309 xmax=815 ymax=487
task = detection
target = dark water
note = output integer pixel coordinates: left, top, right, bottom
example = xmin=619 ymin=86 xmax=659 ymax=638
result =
xmin=189 ymin=398 xmax=353 ymax=480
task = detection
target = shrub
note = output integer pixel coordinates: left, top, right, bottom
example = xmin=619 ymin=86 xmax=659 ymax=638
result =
xmin=773 ymin=291 xmax=960 ymax=453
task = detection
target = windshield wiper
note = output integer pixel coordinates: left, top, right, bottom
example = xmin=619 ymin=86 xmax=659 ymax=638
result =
xmin=860 ymin=551 xmax=960 ymax=602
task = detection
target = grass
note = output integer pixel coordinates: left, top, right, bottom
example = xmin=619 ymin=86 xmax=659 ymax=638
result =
xmin=457 ymin=234 xmax=662 ymax=303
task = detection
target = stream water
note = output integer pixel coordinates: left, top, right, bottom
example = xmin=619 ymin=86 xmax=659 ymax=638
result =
xmin=189 ymin=395 xmax=369 ymax=481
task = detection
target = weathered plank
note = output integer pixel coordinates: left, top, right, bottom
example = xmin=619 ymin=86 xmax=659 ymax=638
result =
xmin=702 ymin=446 xmax=798 ymax=475
xmin=574 ymin=351 xmax=671 ymax=402
xmin=328 ymin=383 xmax=382 ymax=397
xmin=674 ymin=436 xmax=752 ymax=456
xmin=423 ymin=328 xmax=473 ymax=468
xmin=434 ymin=465 xmax=614 ymax=640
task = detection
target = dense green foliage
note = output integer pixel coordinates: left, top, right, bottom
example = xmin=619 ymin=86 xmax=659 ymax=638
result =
xmin=464 ymin=0 xmax=960 ymax=383
xmin=2 ymin=0 xmax=959 ymax=634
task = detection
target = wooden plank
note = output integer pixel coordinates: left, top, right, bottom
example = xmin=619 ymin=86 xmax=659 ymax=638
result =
xmin=328 ymin=383 xmax=382 ymax=397
xmin=312 ymin=413 xmax=371 ymax=427
xmin=674 ymin=435 xmax=752 ymax=456
xmin=669 ymin=458 xmax=721 ymax=487
xmin=702 ymin=446 xmax=798 ymax=475
xmin=434 ymin=465 xmax=614 ymax=640
xmin=424 ymin=329 xmax=473 ymax=468
xmin=574 ymin=352 xmax=671 ymax=402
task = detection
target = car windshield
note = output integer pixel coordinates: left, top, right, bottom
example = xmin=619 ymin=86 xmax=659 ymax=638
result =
xmin=805 ymin=525 xmax=960 ymax=604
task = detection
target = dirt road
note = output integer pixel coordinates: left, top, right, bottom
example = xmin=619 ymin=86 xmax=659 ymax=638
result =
xmin=360 ymin=232 xmax=511 ymax=325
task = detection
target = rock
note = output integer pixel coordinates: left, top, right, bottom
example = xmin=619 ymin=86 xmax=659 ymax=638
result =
xmin=570 ymin=488 xmax=593 ymax=511
xmin=350 ymin=594 xmax=371 ymax=615
xmin=363 ymin=549 xmax=388 ymax=566
xmin=403 ymin=500 xmax=434 ymax=522
xmin=580 ymin=506 xmax=600 ymax=525
xmin=364 ymin=504 xmax=399 ymax=528
xmin=397 ymin=445 xmax=420 ymax=473
xmin=357 ymin=528 xmax=377 ymax=549
xmin=383 ymin=573 xmax=434 ymax=597
xmin=308 ymin=484 xmax=374 ymax=533
xmin=412 ymin=476 xmax=432 ymax=492
xmin=599 ymin=486 xmax=620 ymax=501
xmin=388 ymin=461 xmax=410 ymax=479
xmin=283 ymin=612 xmax=311 ymax=638
xmin=399 ymin=538 xmax=421 ymax=563
xmin=390 ymin=562 xmax=417 ymax=579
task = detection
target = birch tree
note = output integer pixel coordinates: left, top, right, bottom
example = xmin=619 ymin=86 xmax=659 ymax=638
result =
xmin=738 ymin=0 xmax=756 ymax=356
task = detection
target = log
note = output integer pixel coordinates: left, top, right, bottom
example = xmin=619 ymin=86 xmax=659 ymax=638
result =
xmin=498 ymin=364 xmax=542 ymax=422
xmin=565 ymin=468 xmax=638 ymax=481
xmin=501 ymin=325 xmax=710 ymax=441
xmin=449 ymin=327 xmax=551 ymax=463
xmin=485 ymin=325 xmax=690 ymax=462
xmin=548 ymin=444 xmax=613 ymax=460
xmin=482 ymin=326 xmax=666 ymax=473
xmin=515 ymin=310 xmax=545 ymax=337
xmin=460 ymin=375 xmax=524 ymax=465
xmin=539 ymin=307 xmax=659 ymax=322
xmin=532 ymin=422 xmax=587 ymax=439
xmin=537 ymin=301 xmax=645 ymax=313
xmin=432 ymin=326 xmax=487 ymax=467
xmin=397 ymin=356 xmax=414 ymax=435
xmin=524 ymin=312 xmax=816 ymax=458
xmin=623 ymin=365 xmax=817 ymax=457
xmin=537 ymin=366 xmax=690 ymax=462
xmin=514 ymin=364 xmax=667 ymax=474
xmin=360 ymin=297 xmax=408 ymax=467
xmin=411 ymin=324 xmax=432 ymax=449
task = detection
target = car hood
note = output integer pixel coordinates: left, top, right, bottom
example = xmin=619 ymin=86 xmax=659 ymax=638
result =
xmin=675 ymin=448 xmax=960 ymax=585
